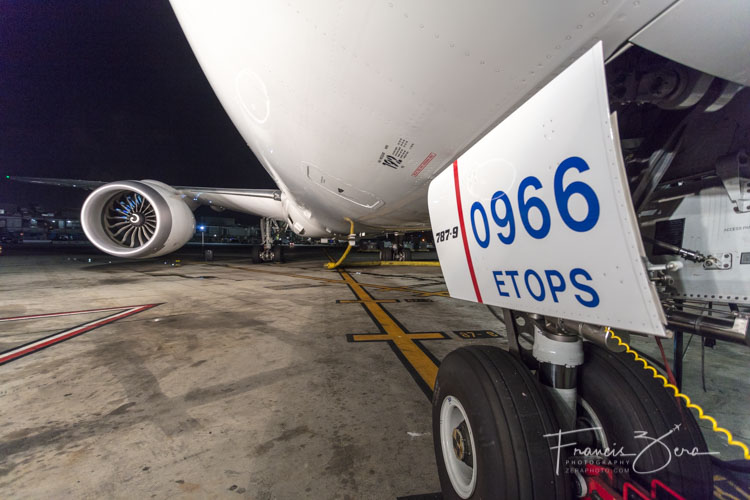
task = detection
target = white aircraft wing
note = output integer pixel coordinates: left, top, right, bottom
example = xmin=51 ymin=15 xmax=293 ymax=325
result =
xmin=7 ymin=176 xmax=285 ymax=221
xmin=177 ymin=186 xmax=284 ymax=220
xmin=6 ymin=176 xmax=106 ymax=190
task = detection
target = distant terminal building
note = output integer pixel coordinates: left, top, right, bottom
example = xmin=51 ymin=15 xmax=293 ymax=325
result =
xmin=0 ymin=203 xmax=84 ymax=241
xmin=193 ymin=216 xmax=260 ymax=244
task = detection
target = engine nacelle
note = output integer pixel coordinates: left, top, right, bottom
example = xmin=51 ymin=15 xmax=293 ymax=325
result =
xmin=81 ymin=180 xmax=195 ymax=258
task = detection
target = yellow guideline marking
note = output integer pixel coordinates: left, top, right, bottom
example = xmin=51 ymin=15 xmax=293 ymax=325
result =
xmin=351 ymin=333 xmax=445 ymax=341
xmin=714 ymin=484 xmax=744 ymax=500
xmin=337 ymin=299 xmax=399 ymax=304
xmin=221 ymin=263 xmax=449 ymax=297
xmin=343 ymin=261 xmax=441 ymax=267
xmin=409 ymin=290 xmax=450 ymax=297
xmin=340 ymin=270 xmax=441 ymax=391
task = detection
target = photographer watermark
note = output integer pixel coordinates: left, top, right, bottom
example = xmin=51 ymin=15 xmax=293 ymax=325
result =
xmin=544 ymin=423 xmax=719 ymax=475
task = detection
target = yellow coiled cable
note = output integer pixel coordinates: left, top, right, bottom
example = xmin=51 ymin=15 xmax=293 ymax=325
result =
xmin=605 ymin=327 xmax=750 ymax=460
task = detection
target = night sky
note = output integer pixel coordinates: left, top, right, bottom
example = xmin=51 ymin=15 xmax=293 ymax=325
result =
xmin=0 ymin=0 xmax=272 ymax=211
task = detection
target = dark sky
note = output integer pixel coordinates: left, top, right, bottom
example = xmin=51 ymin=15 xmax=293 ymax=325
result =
xmin=0 ymin=0 xmax=272 ymax=210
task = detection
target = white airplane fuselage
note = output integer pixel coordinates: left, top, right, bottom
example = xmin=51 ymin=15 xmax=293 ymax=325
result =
xmin=169 ymin=0 xmax=675 ymax=237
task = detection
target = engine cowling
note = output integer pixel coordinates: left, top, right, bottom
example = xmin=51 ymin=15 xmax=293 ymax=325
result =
xmin=81 ymin=180 xmax=195 ymax=258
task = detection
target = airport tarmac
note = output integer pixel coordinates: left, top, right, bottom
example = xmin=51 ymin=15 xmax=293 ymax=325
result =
xmin=0 ymin=246 xmax=748 ymax=499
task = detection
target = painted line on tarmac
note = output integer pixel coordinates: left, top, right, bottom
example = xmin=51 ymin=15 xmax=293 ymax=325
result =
xmin=219 ymin=262 xmax=495 ymax=400
xmin=336 ymin=299 xmax=400 ymax=304
xmin=339 ymin=270 xmax=448 ymax=400
xmin=0 ymin=305 xmax=147 ymax=322
xmin=713 ymin=473 xmax=750 ymax=499
xmin=219 ymin=263 xmax=449 ymax=297
xmin=0 ymin=304 xmax=160 ymax=366
xmin=453 ymin=330 xmax=501 ymax=339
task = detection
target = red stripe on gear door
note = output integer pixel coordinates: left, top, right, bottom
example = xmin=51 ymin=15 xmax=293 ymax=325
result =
xmin=452 ymin=161 xmax=483 ymax=303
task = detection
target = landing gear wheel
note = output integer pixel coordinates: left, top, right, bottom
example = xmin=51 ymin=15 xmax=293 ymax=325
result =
xmin=379 ymin=248 xmax=393 ymax=261
xmin=433 ymin=346 xmax=570 ymax=500
xmin=402 ymin=248 xmax=412 ymax=261
xmin=251 ymin=245 xmax=262 ymax=264
xmin=577 ymin=343 xmax=713 ymax=499
xmin=272 ymin=245 xmax=285 ymax=263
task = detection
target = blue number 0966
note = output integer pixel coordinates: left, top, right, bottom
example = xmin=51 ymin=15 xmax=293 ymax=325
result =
xmin=470 ymin=156 xmax=600 ymax=246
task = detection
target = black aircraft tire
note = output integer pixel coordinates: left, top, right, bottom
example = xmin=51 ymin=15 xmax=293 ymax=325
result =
xmin=577 ymin=343 xmax=713 ymax=499
xmin=251 ymin=245 xmax=261 ymax=264
xmin=433 ymin=346 xmax=570 ymax=500
xmin=403 ymin=248 xmax=412 ymax=261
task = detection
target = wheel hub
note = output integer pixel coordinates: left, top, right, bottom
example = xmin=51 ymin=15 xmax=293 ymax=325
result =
xmin=440 ymin=396 xmax=477 ymax=498
xmin=576 ymin=398 xmax=610 ymax=451
xmin=452 ymin=428 xmax=465 ymax=460
xmin=451 ymin=421 xmax=473 ymax=466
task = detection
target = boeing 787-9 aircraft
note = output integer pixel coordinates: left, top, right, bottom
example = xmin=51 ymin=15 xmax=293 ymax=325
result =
xmin=10 ymin=1 xmax=750 ymax=497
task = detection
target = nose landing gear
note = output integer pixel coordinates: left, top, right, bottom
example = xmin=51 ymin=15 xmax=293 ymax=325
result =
xmin=432 ymin=311 xmax=713 ymax=499
xmin=433 ymin=345 xmax=571 ymax=500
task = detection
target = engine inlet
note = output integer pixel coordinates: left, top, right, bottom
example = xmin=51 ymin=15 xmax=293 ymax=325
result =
xmin=104 ymin=192 xmax=157 ymax=248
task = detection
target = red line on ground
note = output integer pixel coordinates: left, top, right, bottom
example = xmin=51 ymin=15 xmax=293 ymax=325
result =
xmin=453 ymin=161 xmax=483 ymax=303
xmin=0 ymin=304 xmax=158 ymax=365
xmin=0 ymin=305 xmax=144 ymax=322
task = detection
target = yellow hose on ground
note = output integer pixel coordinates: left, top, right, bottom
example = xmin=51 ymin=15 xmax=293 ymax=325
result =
xmin=606 ymin=327 xmax=750 ymax=460
xmin=324 ymin=219 xmax=440 ymax=268
xmin=324 ymin=218 xmax=355 ymax=269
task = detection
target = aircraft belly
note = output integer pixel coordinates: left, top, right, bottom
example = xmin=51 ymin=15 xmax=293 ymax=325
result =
xmin=170 ymin=0 xmax=675 ymax=230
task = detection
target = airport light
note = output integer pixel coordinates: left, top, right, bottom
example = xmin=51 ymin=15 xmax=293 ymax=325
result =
xmin=197 ymin=225 xmax=206 ymax=251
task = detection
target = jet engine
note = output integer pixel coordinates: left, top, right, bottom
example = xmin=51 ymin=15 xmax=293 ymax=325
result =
xmin=81 ymin=180 xmax=195 ymax=258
